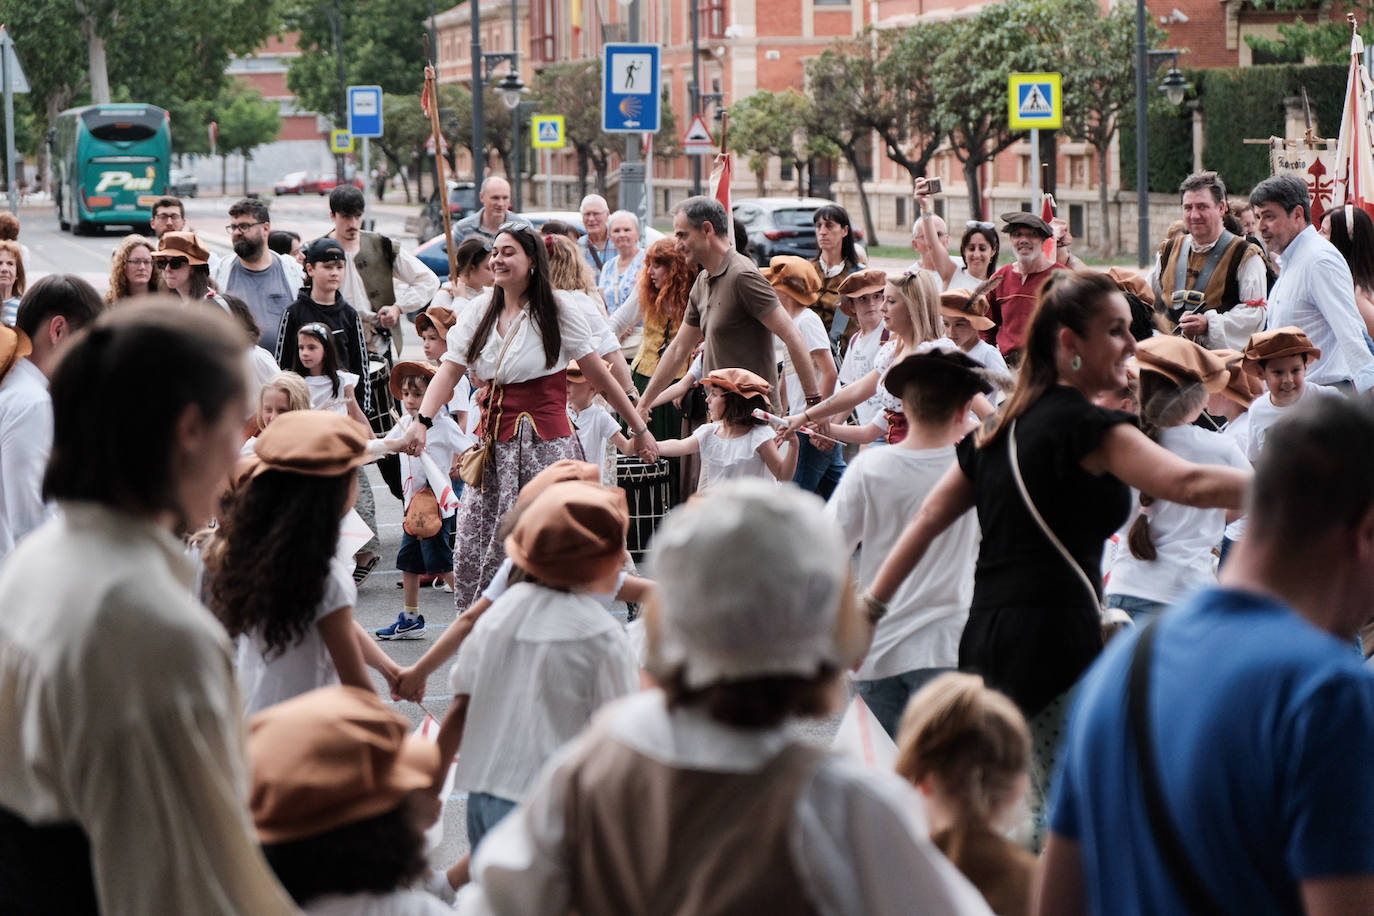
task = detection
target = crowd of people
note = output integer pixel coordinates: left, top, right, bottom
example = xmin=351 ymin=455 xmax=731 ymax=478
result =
xmin=1 ymin=164 xmax=1374 ymax=915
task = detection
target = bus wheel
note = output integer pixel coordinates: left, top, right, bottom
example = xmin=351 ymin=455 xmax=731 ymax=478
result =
xmin=72 ymin=220 xmax=91 ymax=236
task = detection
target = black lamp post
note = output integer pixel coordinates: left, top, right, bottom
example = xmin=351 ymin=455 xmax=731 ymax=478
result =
xmin=1134 ymin=0 xmax=1190 ymax=266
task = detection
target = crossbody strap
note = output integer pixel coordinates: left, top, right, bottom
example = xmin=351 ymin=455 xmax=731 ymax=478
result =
xmin=1007 ymin=418 xmax=1100 ymax=609
xmin=480 ymin=312 xmax=527 ymax=439
xmin=1128 ymin=623 xmax=1225 ymax=913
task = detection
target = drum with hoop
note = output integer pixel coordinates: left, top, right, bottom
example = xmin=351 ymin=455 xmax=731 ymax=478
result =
xmin=616 ymin=455 xmax=671 ymax=562
xmin=367 ymin=357 xmax=397 ymax=436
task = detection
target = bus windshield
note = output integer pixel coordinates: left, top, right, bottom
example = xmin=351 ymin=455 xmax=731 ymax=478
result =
xmin=81 ymin=107 xmax=163 ymax=143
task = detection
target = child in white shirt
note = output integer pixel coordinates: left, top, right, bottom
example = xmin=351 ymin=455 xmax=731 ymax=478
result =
xmin=939 ymin=288 xmax=1008 ymax=375
xmin=566 ymin=359 xmax=634 ymax=486
xmin=376 ymin=362 xmax=466 ymax=640
xmin=825 ymin=345 xmax=991 ymax=737
xmin=1236 ymin=326 xmax=1336 ymax=462
xmin=653 ymin=368 xmax=798 ymax=488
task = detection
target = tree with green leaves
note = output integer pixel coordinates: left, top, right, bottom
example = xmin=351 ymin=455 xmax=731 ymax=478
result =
xmin=286 ymin=0 xmax=429 ymax=132
xmin=376 ymin=91 xmax=434 ymax=202
xmin=872 ymin=22 xmax=957 ymax=184
xmin=1061 ymin=3 xmax=1166 ymax=255
xmin=932 ymin=0 xmax=1095 ymax=218
xmin=531 ymin=61 xmax=616 ymax=197
xmin=1245 ymin=6 xmax=1372 ymax=64
xmin=213 ymin=84 xmax=280 ymax=196
xmin=726 ymin=89 xmax=811 ymax=195
xmin=804 ymin=46 xmax=882 ymax=245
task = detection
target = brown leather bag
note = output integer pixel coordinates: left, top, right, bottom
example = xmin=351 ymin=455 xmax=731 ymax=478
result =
xmin=403 ymin=486 xmax=442 ymax=538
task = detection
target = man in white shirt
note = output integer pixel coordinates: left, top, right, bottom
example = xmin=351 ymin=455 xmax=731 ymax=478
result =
xmin=1147 ymin=170 xmax=1267 ymax=352
xmin=0 ymin=275 xmax=103 ymax=563
xmin=1251 ymin=173 xmax=1374 ymax=391
xmin=325 ymin=186 xmax=439 ymax=360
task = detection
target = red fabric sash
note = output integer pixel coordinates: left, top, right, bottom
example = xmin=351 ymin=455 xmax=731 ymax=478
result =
xmin=883 ymin=409 xmax=909 ymax=446
xmin=480 ymin=370 xmax=573 ymax=442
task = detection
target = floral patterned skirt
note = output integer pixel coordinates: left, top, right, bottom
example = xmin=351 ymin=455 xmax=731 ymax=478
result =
xmin=451 ymin=417 xmax=585 ymax=609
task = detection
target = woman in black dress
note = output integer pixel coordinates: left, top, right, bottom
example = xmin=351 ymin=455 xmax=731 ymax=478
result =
xmin=866 ymin=270 xmax=1249 ymax=842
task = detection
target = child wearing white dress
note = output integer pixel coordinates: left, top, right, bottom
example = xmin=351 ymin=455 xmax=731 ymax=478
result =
xmin=292 ymin=321 xmax=371 ymax=427
xmin=205 ymin=412 xmax=402 ymax=717
xmin=653 ymin=368 xmax=798 ymax=488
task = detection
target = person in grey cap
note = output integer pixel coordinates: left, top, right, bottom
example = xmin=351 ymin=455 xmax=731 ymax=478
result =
xmin=454 ymin=480 xmax=995 ymax=916
xmin=985 ymin=212 xmax=1066 ymax=365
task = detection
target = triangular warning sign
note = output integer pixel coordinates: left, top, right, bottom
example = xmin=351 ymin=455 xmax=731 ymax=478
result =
xmin=1019 ymin=84 xmax=1052 ymax=117
xmin=538 ymin=121 xmax=560 ymax=142
xmin=682 ymin=114 xmax=714 ymax=146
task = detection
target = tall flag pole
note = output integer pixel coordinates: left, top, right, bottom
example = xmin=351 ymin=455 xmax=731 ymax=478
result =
xmin=1334 ymin=14 xmax=1374 ymax=220
xmin=422 ymin=36 xmax=458 ymax=286
xmin=710 ymin=112 xmax=733 ymax=246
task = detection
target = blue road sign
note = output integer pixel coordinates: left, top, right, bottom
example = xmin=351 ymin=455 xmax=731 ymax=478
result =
xmin=348 ymin=85 xmax=384 ymax=138
xmin=603 ymin=44 xmax=660 ymax=133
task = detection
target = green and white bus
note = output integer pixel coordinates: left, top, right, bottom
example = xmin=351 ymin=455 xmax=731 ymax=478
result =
xmin=50 ymin=103 xmax=171 ymax=234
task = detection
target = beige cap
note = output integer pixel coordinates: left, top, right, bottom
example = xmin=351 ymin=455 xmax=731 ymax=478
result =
xmin=1134 ymin=335 xmax=1230 ymax=393
xmin=153 ymin=231 xmax=210 ymax=266
xmin=760 ymin=255 xmax=823 ymax=306
xmin=248 ymin=410 xmax=370 ymax=479
xmin=505 ymin=481 xmax=628 ymax=587
xmin=389 ymin=360 xmax=436 ymax=399
xmin=648 ymin=480 xmax=849 ymax=688
xmin=704 ymin=367 xmax=771 ymax=400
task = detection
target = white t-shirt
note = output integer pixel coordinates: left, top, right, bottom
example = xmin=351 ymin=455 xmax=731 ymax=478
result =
xmin=448 ymin=582 xmax=638 ymax=801
xmin=480 ymin=556 xmax=627 ymax=609
xmin=964 ymin=338 xmax=1008 ymax=374
xmin=1237 ymin=383 xmax=1337 ymax=462
xmin=1105 ymin=425 xmax=1250 ymax=606
xmin=838 ymin=325 xmax=889 ymax=426
xmin=1221 ymin=413 xmax=1251 ymax=542
xmin=570 ymin=403 xmax=620 ymax=486
xmin=306 ymin=370 xmax=360 ymax=414
xmin=692 ymin=422 xmax=776 ymax=488
xmin=443 ymin=290 xmax=596 ymax=384
xmin=825 ymin=445 xmax=979 ymax=679
xmin=236 ymin=556 xmax=356 ymax=717
xmin=947 ymin=266 xmax=982 ymax=292
xmin=782 ymin=308 xmax=832 ymax=416
xmin=386 ymin=413 xmax=468 ymax=513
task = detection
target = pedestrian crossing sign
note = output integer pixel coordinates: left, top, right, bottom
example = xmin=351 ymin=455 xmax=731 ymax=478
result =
xmin=531 ymin=115 xmax=565 ymax=149
xmin=1008 ymin=73 xmax=1062 ymax=130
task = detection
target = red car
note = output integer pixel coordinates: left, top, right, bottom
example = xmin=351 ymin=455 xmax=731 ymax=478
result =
xmin=317 ymin=174 xmax=366 ymax=195
xmin=274 ymin=171 xmax=320 ymax=195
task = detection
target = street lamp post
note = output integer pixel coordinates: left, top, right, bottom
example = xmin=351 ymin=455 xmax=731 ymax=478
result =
xmin=1134 ymin=0 xmax=1190 ymax=266
xmin=469 ymin=0 xmax=525 ymax=192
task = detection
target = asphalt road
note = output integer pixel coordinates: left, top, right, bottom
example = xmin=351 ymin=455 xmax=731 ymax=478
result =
xmin=18 ymin=191 xmax=853 ymax=883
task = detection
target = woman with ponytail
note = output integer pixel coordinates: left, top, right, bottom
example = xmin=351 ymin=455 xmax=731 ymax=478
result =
xmin=866 ymin=270 xmax=1250 ymax=845
xmin=1104 ymin=337 xmax=1249 ymax=623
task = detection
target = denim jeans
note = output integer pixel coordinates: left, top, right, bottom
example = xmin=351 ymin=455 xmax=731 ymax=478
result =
xmin=792 ymin=432 xmax=846 ymax=499
xmin=466 ymin=791 xmax=518 ymax=852
xmin=1106 ymin=593 xmax=1169 ymax=626
xmin=854 ymin=667 xmax=952 ymax=738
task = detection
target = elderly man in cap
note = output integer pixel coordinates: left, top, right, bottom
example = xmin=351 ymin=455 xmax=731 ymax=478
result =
xmin=836 ymin=268 xmax=892 ymax=427
xmin=985 ymin=212 xmax=1067 ymax=365
xmin=1147 ymin=171 xmax=1267 ymax=352
xmin=763 ymin=255 xmax=844 ymax=497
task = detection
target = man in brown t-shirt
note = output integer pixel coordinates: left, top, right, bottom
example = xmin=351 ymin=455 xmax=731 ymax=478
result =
xmin=638 ymin=197 xmax=822 ymax=456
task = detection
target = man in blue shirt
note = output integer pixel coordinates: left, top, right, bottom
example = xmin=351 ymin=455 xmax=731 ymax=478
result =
xmin=1037 ymin=395 xmax=1374 ymax=916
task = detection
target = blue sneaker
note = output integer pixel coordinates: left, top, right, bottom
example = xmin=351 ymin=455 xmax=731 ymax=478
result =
xmin=376 ymin=613 xmax=426 ymax=640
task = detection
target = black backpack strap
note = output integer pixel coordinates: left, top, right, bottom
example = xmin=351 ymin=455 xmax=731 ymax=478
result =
xmin=1128 ymin=623 xmax=1224 ymax=913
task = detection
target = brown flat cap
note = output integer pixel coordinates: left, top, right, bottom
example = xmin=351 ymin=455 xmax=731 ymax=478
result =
xmin=1244 ymin=326 xmax=1321 ymax=364
xmin=416 ymin=303 xmax=457 ymax=337
xmin=250 ymin=410 xmax=369 ymax=479
xmin=1211 ymin=348 xmax=1264 ymax=408
xmin=760 ymin=255 xmax=823 ymax=306
xmin=514 ymin=459 xmax=600 ymax=511
xmin=1134 ymin=336 xmax=1230 ymax=393
xmin=1000 ymin=212 xmax=1052 ymax=238
xmin=939 ymin=288 xmax=995 ymax=332
xmin=1107 ymin=266 xmax=1155 ymax=306
xmin=837 ymin=268 xmax=888 ymax=298
xmin=505 ymin=481 xmax=628 ymax=587
xmin=153 ymin=231 xmax=210 ymax=266
xmin=249 ymin=686 xmax=439 ymax=844
xmin=389 ymin=360 xmax=437 ymax=400
xmin=704 ymin=367 xmax=771 ymax=400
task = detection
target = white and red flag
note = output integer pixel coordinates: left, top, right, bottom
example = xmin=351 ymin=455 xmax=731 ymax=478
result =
xmin=1333 ymin=16 xmax=1374 ymax=222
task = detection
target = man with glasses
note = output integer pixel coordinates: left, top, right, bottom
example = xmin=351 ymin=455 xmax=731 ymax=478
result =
xmin=578 ymin=194 xmax=614 ymax=274
xmin=152 ymin=197 xmax=220 ymax=272
xmin=211 ymin=198 xmax=302 ymax=354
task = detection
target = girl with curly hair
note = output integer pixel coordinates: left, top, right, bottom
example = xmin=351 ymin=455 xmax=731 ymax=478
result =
xmin=104 ymin=234 xmax=159 ymax=305
xmin=206 ymin=411 xmax=402 ymax=716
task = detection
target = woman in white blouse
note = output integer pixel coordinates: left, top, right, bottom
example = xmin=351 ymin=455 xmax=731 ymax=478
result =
xmin=405 ymin=224 xmax=654 ymax=608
